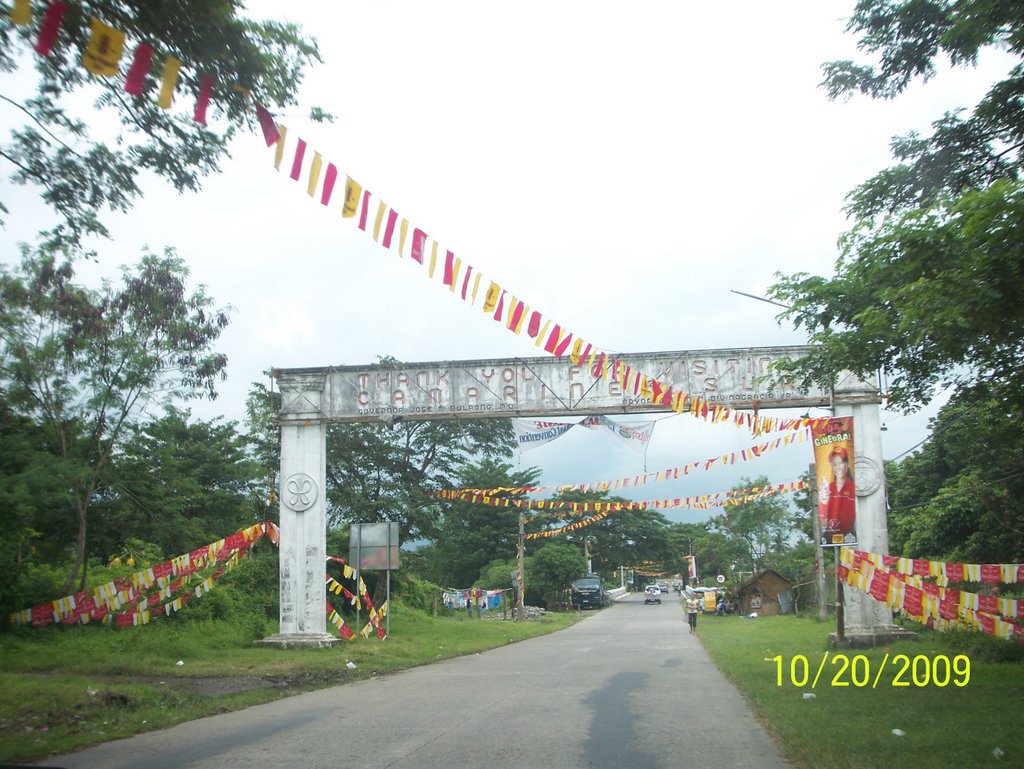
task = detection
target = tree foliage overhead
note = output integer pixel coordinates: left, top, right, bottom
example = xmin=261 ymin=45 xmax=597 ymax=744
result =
xmin=0 ymin=0 xmax=323 ymax=246
xmin=768 ymin=0 xmax=1024 ymax=414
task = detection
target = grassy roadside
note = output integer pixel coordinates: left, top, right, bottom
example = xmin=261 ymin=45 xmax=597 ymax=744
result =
xmin=697 ymin=612 xmax=1022 ymax=769
xmin=0 ymin=608 xmax=579 ymax=764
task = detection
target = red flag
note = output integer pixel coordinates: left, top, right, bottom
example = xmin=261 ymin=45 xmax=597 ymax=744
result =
xmin=945 ymin=562 xmax=964 ymax=583
xmin=289 ymin=138 xmax=306 ymax=181
xmin=320 ymin=163 xmax=338 ymax=206
xmin=255 ymin=104 xmax=280 ymax=146
xmin=978 ymin=594 xmax=999 ymax=615
xmin=492 ymin=290 xmax=506 ymax=321
xmin=443 ymin=250 xmax=456 ymax=286
xmin=939 ymin=592 xmax=960 ymax=620
xmin=981 ymin=564 xmax=1001 ymax=583
xmin=35 ymin=2 xmax=68 ymax=56
xmin=358 ymin=189 xmax=371 ymax=231
xmin=194 ymin=74 xmax=215 ymax=125
xmin=544 ymin=324 xmax=562 ymax=354
xmin=124 ymin=43 xmax=153 ymax=95
xmin=868 ymin=569 xmax=891 ymax=603
xmin=903 ymin=585 xmax=924 ymax=618
xmin=527 ymin=311 xmax=542 ymax=338
xmin=411 ymin=229 xmax=427 ymax=263
xmin=382 ymin=209 xmax=399 ymax=248
xmin=554 ymin=332 xmax=574 ymax=357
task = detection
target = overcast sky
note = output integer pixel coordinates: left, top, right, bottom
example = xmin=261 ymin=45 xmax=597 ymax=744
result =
xmin=1 ymin=2 xmax=1014 ymax=525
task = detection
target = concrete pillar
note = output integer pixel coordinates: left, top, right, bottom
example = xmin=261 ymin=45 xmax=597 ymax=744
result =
xmin=258 ymin=370 xmax=340 ymax=648
xmin=831 ymin=372 xmax=913 ymax=646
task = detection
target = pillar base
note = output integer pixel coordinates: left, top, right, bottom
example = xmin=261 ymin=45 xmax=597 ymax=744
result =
xmin=829 ymin=626 xmax=919 ymax=649
xmin=255 ymin=633 xmax=344 ymax=649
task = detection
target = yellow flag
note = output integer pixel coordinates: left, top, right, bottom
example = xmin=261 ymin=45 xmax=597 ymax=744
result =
xmin=428 ymin=242 xmax=439 ymax=278
xmin=83 ymin=17 xmax=125 ymax=77
xmin=399 ymin=219 xmax=409 ymax=255
xmin=10 ymin=0 xmax=31 ymax=25
xmin=158 ymin=55 xmax=182 ymax=109
xmin=373 ymin=202 xmax=387 ymax=241
xmin=306 ymin=152 xmax=322 ymax=197
xmin=274 ymin=125 xmax=288 ymax=170
xmin=342 ymin=176 xmax=362 ymax=217
xmin=483 ymin=282 xmax=501 ymax=313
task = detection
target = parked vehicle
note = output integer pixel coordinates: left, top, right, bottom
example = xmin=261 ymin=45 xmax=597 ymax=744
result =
xmin=570 ymin=574 xmax=610 ymax=609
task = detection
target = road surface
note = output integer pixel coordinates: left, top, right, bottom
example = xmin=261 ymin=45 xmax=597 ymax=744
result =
xmin=39 ymin=592 xmax=791 ymax=769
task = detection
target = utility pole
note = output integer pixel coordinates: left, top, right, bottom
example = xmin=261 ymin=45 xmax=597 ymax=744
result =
xmin=810 ymin=462 xmax=827 ymax=621
xmin=516 ymin=511 xmax=526 ymax=621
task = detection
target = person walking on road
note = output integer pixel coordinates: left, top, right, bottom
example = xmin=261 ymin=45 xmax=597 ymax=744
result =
xmin=686 ymin=593 xmax=701 ymax=635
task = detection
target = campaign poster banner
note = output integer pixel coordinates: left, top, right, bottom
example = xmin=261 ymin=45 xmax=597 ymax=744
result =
xmin=811 ymin=417 xmax=858 ymax=548
xmin=512 ymin=419 xmax=576 ymax=452
xmin=579 ymin=415 xmax=655 ymax=456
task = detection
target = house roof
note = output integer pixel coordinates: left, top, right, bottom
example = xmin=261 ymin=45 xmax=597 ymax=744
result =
xmin=735 ymin=569 xmax=793 ymax=591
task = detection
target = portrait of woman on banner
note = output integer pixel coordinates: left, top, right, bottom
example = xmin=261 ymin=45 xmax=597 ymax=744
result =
xmin=819 ymin=445 xmax=856 ymax=544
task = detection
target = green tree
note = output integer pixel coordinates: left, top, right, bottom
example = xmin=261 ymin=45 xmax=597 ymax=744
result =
xmin=100 ymin=405 xmax=261 ymax=558
xmin=768 ymin=1 xmax=1024 ymax=413
xmin=707 ymin=476 xmax=802 ymax=574
xmin=1 ymin=1 xmax=323 ymax=247
xmin=325 ymin=410 xmax=516 ymax=542
xmin=243 ymin=377 xmax=281 ymax=522
xmin=0 ymin=248 xmax=230 ymax=592
xmin=529 ymin=541 xmax=587 ymax=608
xmin=429 ymin=458 xmax=539 ymax=588
xmin=885 ymin=385 xmax=1024 ymax=562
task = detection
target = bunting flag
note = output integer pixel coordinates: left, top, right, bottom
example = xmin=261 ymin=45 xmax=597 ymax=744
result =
xmin=262 ymin=128 xmax=842 ymax=438
xmin=157 ymin=54 xmax=182 ymax=109
xmin=449 ymin=427 xmax=809 ymax=496
xmin=437 ymin=480 xmax=804 ymax=520
xmin=10 ymin=0 xmax=32 ymax=25
xmin=325 ymin=555 xmax=387 ymax=640
xmin=124 ymin=42 xmax=153 ymax=95
xmin=838 ymin=548 xmax=1023 ymax=642
xmin=194 ymin=73 xmax=216 ymax=125
xmin=7 ymin=521 xmax=278 ymax=629
xmin=256 ymin=105 xmax=281 ymax=146
xmin=83 ymin=16 xmax=125 ymax=76
xmin=10 ymin=7 xmax=831 ymax=439
xmin=35 ymin=1 xmax=68 ymax=56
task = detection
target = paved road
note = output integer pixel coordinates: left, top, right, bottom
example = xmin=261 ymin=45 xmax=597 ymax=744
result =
xmin=41 ymin=593 xmax=791 ymax=769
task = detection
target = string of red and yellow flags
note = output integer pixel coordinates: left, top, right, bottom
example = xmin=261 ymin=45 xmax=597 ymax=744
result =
xmin=326 ymin=555 xmax=387 ymax=640
xmin=8 ymin=521 xmax=279 ymax=628
xmin=838 ymin=548 xmax=1024 ymax=642
xmin=8 ymin=3 xmax=826 ymax=438
xmin=444 ymin=429 xmax=810 ymax=498
xmin=8 ymin=1 xmax=284 ymax=141
xmin=8 ymin=522 xmax=387 ymax=641
xmin=266 ymin=121 xmax=831 ymax=438
xmin=437 ymin=480 xmax=804 ymax=513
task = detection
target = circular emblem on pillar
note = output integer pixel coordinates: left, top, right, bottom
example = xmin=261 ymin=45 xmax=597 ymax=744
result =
xmin=283 ymin=473 xmax=318 ymax=512
xmin=854 ymin=454 xmax=882 ymax=497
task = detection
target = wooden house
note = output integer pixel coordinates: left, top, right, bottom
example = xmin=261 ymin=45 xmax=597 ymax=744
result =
xmin=733 ymin=569 xmax=794 ymax=617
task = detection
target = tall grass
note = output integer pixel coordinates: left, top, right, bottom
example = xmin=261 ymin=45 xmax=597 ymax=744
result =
xmin=698 ymin=613 xmax=1022 ymax=769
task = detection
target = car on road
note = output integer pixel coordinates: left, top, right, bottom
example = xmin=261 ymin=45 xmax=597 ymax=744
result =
xmin=644 ymin=585 xmax=662 ymax=604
